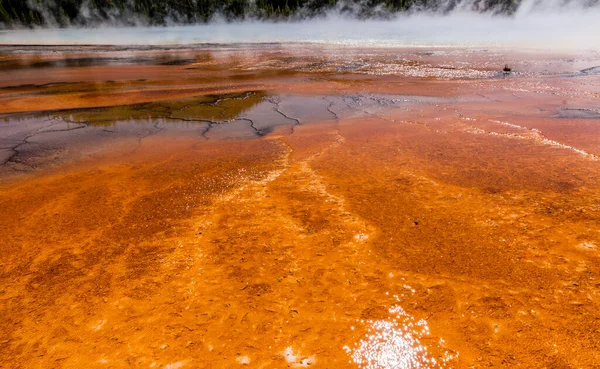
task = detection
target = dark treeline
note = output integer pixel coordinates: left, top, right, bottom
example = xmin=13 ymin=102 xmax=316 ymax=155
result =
xmin=0 ymin=0 xmax=529 ymax=28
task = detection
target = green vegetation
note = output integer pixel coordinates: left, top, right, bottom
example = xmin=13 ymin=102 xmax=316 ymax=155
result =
xmin=0 ymin=0 xmax=523 ymax=28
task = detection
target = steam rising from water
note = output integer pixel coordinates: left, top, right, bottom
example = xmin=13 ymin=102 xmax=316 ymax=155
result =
xmin=1 ymin=0 xmax=600 ymax=50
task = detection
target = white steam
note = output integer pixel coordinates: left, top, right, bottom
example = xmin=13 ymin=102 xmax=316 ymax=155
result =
xmin=1 ymin=0 xmax=600 ymax=50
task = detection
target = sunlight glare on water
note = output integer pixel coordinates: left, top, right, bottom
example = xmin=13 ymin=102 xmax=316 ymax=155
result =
xmin=344 ymin=302 xmax=457 ymax=369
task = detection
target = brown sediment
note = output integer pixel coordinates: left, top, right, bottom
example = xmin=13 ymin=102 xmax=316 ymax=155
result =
xmin=1 ymin=45 xmax=600 ymax=369
xmin=52 ymin=91 xmax=269 ymax=125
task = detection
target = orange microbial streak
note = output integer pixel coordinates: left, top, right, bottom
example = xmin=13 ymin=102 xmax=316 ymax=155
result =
xmin=1 ymin=45 xmax=599 ymax=369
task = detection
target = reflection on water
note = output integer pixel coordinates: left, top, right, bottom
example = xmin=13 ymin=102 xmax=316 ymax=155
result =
xmin=0 ymin=55 xmax=202 ymax=70
xmin=3 ymin=86 xmax=600 ymax=175
xmin=56 ymin=90 xmax=268 ymax=125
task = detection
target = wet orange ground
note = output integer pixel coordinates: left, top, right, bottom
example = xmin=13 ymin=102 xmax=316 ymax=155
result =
xmin=1 ymin=46 xmax=600 ymax=369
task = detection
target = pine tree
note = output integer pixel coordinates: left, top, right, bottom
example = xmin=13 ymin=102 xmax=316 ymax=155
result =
xmin=283 ymin=1 xmax=290 ymax=15
xmin=0 ymin=1 xmax=11 ymax=24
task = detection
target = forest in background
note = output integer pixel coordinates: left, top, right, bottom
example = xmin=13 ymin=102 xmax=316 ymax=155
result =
xmin=3 ymin=0 xmax=600 ymax=29
xmin=0 ymin=0 xmax=525 ymax=28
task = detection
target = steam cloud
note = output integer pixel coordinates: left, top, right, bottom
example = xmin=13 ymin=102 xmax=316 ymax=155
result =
xmin=1 ymin=0 xmax=599 ymax=50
